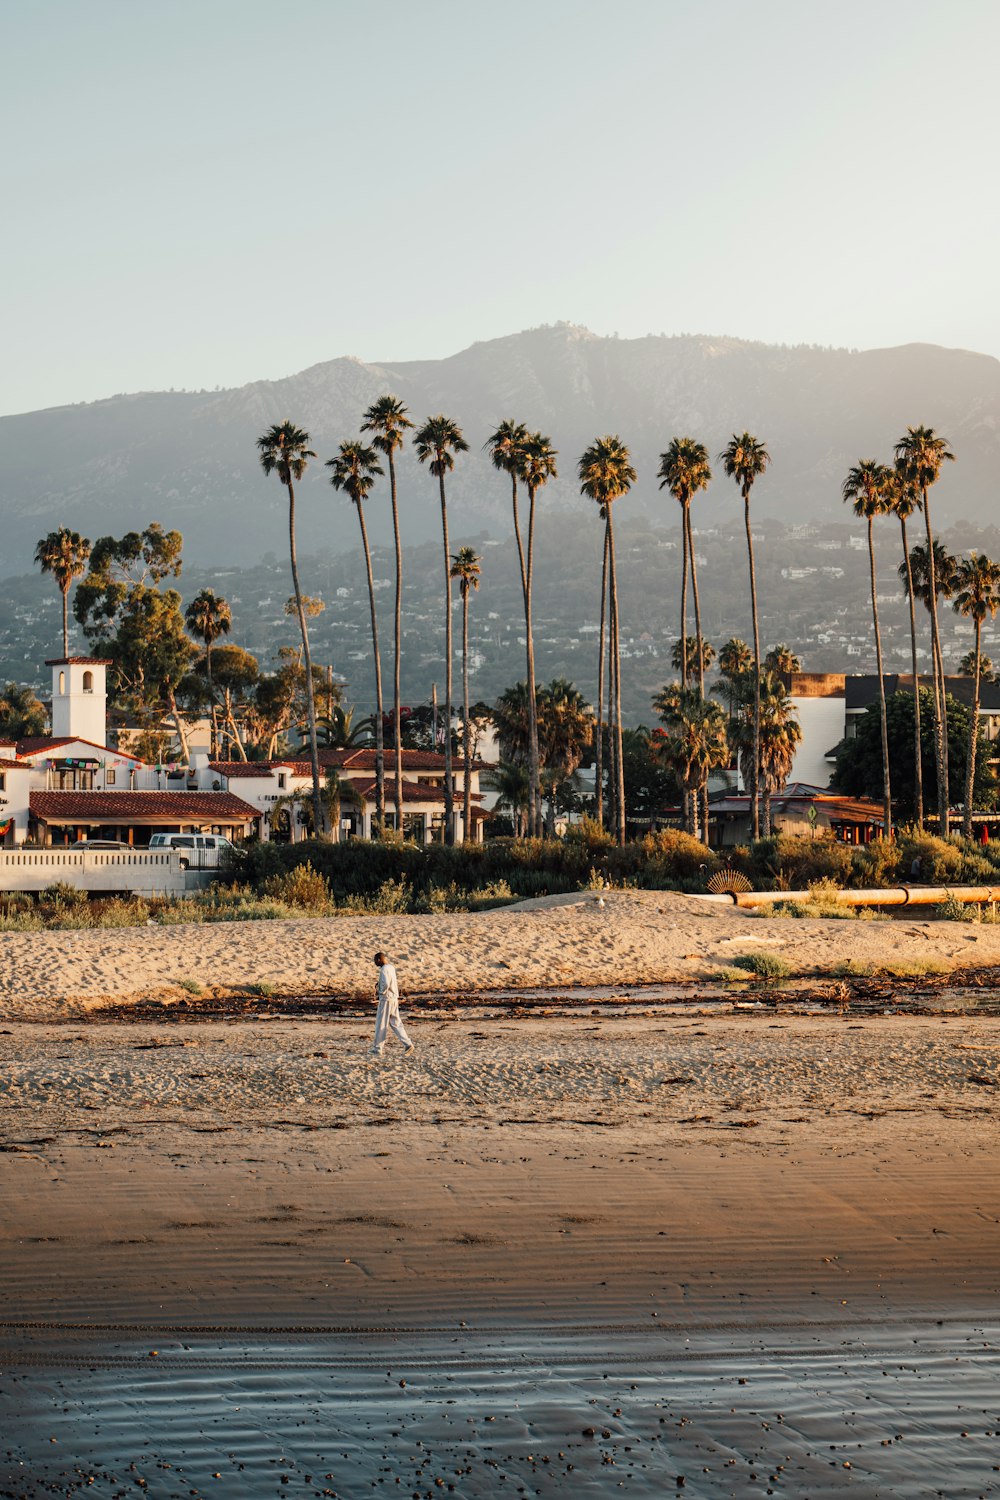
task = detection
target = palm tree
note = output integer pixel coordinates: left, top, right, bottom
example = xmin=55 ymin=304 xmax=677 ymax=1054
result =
xmin=483 ymin=759 xmax=530 ymax=838
xmin=953 ymin=553 xmax=1000 ymax=837
xmin=536 ymin=678 xmax=594 ymax=833
xmin=959 ymin=649 xmax=993 ymax=681
xmin=726 ymin=671 xmax=802 ymax=834
xmin=653 ymin=684 xmax=729 ymax=840
xmin=34 ymin=528 xmax=91 ymax=658
xmin=886 ymin=465 xmax=925 ymax=827
xmin=720 ymin=433 xmax=771 ymax=838
xmin=578 ymin=437 xmax=636 ymax=844
xmin=764 ymin=644 xmax=801 ymax=676
xmin=362 ymin=394 xmax=414 ymax=825
xmin=671 ymin=636 xmax=717 ymax=680
xmin=450 ymin=546 xmax=482 ymax=843
xmin=415 ymin=415 xmax=469 ymax=844
xmin=518 ymin=432 xmax=558 ymax=836
xmin=595 ymin=519 xmax=610 ymax=829
xmin=842 ymin=461 xmax=894 ymax=840
xmin=327 ymin=439 xmax=387 ymax=833
xmin=895 ymin=426 xmax=955 ymax=832
xmin=658 ymin=440 xmax=712 ymax=693
xmin=185 ymin=588 xmax=233 ymax=758
xmin=716 ymin=637 xmax=752 ymax=726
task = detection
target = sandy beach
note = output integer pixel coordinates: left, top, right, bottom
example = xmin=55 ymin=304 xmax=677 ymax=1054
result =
xmin=4 ymin=889 xmax=1000 ymax=1017
xmin=2 ymin=1002 xmax=1000 ymax=1496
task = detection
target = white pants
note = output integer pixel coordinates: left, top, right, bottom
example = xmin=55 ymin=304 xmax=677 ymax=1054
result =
xmin=373 ymin=998 xmax=413 ymax=1054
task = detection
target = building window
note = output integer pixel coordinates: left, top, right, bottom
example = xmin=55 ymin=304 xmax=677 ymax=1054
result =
xmin=82 ymin=671 xmax=94 ymax=693
xmin=0 ymin=773 xmax=5 ymax=791
xmin=59 ymin=671 xmax=66 ymax=694
xmin=105 ymin=769 xmax=116 ymax=787
xmin=277 ymin=773 xmax=286 ymax=790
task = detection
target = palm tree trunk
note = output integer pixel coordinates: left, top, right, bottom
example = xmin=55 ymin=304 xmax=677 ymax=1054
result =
xmin=605 ymin=507 xmax=626 ymax=845
xmin=964 ymin=618 xmax=982 ymax=840
xmin=288 ymin=481 xmax=324 ymax=836
xmin=686 ymin=506 xmax=710 ymax=841
xmin=438 ymin=471 xmax=455 ymax=845
xmin=525 ymin=483 xmax=541 ymax=837
xmin=462 ymin=589 xmax=472 ymax=843
xmin=868 ymin=517 xmax=893 ymax=841
xmin=225 ymin=687 xmax=248 ymax=761
xmin=61 ymin=586 xmax=70 ymax=659
xmin=922 ymin=485 xmax=949 ymax=833
xmin=679 ymin=500 xmax=690 ymax=833
xmin=595 ymin=526 xmax=608 ymax=829
xmin=744 ymin=492 xmax=762 ymax=841
xmin=356 ymin=501 xmax=385 ymax=835
xmin=388 ymin=449 xmax=404 ymax=832
xmin=900 ymin=518 xmax=924 ymax=828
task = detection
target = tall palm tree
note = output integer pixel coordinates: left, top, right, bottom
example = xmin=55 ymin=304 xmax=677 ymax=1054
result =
xmin=726 ymin=670 xmax=802 ymax=834
xmin=185 ymin=588 xmax=233 ymax=759
xmin=34 ymin=528 xmax=91 ymax=658
xmin=535 ymin=678 xmax=594 ymax=833
xmin=886 ymin=465 xmax=925 ymax=827
xmin=450 ymin=546 xmax=482 ymax=843
xmin=518 ymin=432 xmax=558 ymax=836
xmin=658 ymin=440 xmax=712 ymax=694
xmin=327 ymin=439 xmax=387 ymax=834
xmin=843 ymin=460 xmax=894 ymax=839
xmin=720 ymin=433 xmax=771 ymax=838
xmin=653 ymin=684 xmax=729 ymax=840
xmin=716 ymin=637 xmax=752 ymax=727
xmin=595 ymin=519 xmax=610 ymax=829
xmin=578 ymin=436 xmax=636 ymax=844
xmin=764 ymin=644 xmax=801 ymax=676
xmin=953 ymin=553 xmax=1000 ymax=838
xmin=361 ymin=394 xmax=413 ymax=825
xmin=895 ymin=426 xmax=955 ymax=832
xmin=257 ymin=421 xmax=323 ymax=835
xmin=484 ymin=420 xmax=530 ymax=597
xmin=414 ymin=415 xmax=469 ymax=845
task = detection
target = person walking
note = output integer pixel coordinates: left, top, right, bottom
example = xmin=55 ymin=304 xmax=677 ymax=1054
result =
xmin=372 ymin=951 xmax=414 ymax=1057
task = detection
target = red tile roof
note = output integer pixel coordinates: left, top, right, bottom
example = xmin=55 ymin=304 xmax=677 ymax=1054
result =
xmin=30 ymin=791 xmax=257 ymax=824
xmin=208 ymin=761 xmax=276 ymax=778
xmin=354 ymin=779 xmax=484 ymax=805
xmin=44 ymin=656 xmax=113 ymax=666
xmin=317 ymin=748 xmax=486 ymax=772
xmin=0 ymin=758 xmax=26 ymax=772
xmin=16 ymin=737 xmax=148 ymax=764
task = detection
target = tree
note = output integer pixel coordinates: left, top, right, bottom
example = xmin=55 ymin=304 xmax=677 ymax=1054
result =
xmin=73 ymin=524 xmax=194 ymax=759
xmin=0 ymin=682 xmax=46 ymax=740
xmin=518 ymin=432 xmax=558 ymax=835
xmin=658 ymin=439 xmax=712 ymax=694
xmin=184 ymin=588 xmax=232 ymax=757
xmin=327 ymin=439 xmax=387 ymax=833
xmin=619 ymin=726 xmax=682 ymax=826
xmin=536 ymin=678 xmax=594 ymax=833
xmin=842 ymin=460 xmax=894 ymax=839
xmin=450 ymin=546 xmax=482 ymax=843
xmin=720 ymin=433 xmax=771 ymax=838
xmin=886 ymin=464 xmax=925 ymax=827
xmin=895 ymin=426 xmax=956 ymax=833
xmin=578 ymin=436 xmax=636 ymax=844
xmin=184 ymin=642 xmax=259 ymax=761
xmin=653 ymin=684 xmax=729 ymax=840
xmin=835 ymin=688 xmax=996 ymax=822
xmin=362 ymin=394 xmax=414 ymax=824
xmin=671 ymin=636 xmax=717 ymax=680
xmin=953 ymin=553 xmax=1000 ymax=837
xmin=483 ymin=759 xmax=530 ymax=838
xmin=257 ymin=421 xmax=324 ymax=836
xmin=34 ymin=529 xmax=91 ymax=658
xmin=726 ymin=671 xmax=802 ymax=834
xmin=765 ymin=643 xmax=801 ymax=676
xmin=414 ymin=415 xmax=469 ymax=845
xmin=960 ymin=650 xmax=993 ymax=681
xmin=716 ymin=638 xmax=752 ymax=725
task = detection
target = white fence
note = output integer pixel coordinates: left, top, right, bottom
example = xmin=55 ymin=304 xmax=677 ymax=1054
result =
xmin=0 ymin=849 xmax=211 ymax=896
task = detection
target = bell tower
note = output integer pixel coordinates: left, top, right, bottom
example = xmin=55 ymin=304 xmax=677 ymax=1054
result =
xmin=46 ymin=657 xmax=109 ymax=746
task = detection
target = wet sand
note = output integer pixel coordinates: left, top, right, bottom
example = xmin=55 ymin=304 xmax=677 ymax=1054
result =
xmin=2 ymin=1010 xmax=999 ymax=1496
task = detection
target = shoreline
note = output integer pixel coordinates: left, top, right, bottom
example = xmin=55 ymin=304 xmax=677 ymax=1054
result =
xmin=5 ymin=888 xmax=1000 ymax=1019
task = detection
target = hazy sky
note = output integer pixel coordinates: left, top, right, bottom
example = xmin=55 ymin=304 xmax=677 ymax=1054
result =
xmin=4 ymin=0 xmax=998 ymax=416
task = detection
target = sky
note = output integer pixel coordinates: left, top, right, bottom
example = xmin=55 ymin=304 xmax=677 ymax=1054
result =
xmin=3 ymin=0 xmax=999 ymax=416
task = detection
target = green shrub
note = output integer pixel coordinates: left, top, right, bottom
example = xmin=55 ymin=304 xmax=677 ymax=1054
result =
xmin=41 ymin=881 xmax=88 ymax=907
xmin=728 ymin=950 xmax=793 ymax=978
xmin=93 ymin=897 xmax=150 ymax=927
xmin=749 ymin=834 xmax=854 ymax=891
xmin=639 ymin=828 xmax=718 ymax=885
xmin=935 ymin=892 xmax=977 ymax=922
xmin=262 ymin=860 xmax=331 ymax=911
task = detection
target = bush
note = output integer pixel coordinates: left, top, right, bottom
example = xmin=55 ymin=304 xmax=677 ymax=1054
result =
xmin=40 ymin=881 xmax=88 ymax=907
xmin=728 ymin=950 xmax=793 ymax=978
xmin=749 ymin=835 xmax=854 ymax=891
xmin=263 ymin=861 xmax=331 ymax=911
xmin=639 ymin=829 xmax=718 ymax=885
xmin=935 ymin=892 xmax=977 ymax=922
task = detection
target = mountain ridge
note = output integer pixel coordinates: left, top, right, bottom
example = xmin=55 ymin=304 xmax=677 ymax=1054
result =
xmin=2 ymin=324 xmax=999 ymax=575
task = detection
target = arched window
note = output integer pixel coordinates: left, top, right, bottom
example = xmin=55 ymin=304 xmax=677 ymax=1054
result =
xmin=59 ymin=671 xmax=65 ymax=694
xmin=82 ymin=671 xmax=94 ymax=693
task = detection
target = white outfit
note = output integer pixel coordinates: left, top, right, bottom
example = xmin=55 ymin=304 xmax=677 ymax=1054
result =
xmin=372 ymin=963 xmax=413 ymax=1055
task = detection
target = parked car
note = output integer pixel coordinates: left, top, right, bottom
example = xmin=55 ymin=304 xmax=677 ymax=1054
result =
xmin=147 ymin=833 xmax=235 ymax=870
xmin=72 ymin=839 xmax=131 ymax=850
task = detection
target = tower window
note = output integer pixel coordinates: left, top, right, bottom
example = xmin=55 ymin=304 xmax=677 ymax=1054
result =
xmin=59 ymin=671 xmax=65 ymax=694
xmin=82 ymin=671 xmax=94 ymax=693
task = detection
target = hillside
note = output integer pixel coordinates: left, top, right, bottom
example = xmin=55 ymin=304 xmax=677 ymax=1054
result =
xmin=2 ymin=324 xmax=999 ymax=574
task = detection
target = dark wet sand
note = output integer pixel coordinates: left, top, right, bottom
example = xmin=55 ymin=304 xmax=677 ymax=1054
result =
xmin=2 ymin=1011 xmax=999 ymax=1496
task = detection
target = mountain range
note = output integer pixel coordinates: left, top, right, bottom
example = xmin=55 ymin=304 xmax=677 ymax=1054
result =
xmin=2 ymin=323 xmax=999 ymax=575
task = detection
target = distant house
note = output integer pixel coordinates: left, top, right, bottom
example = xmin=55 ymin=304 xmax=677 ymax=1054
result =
xmin=710 ymin=784 xmax=886 ymax=848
